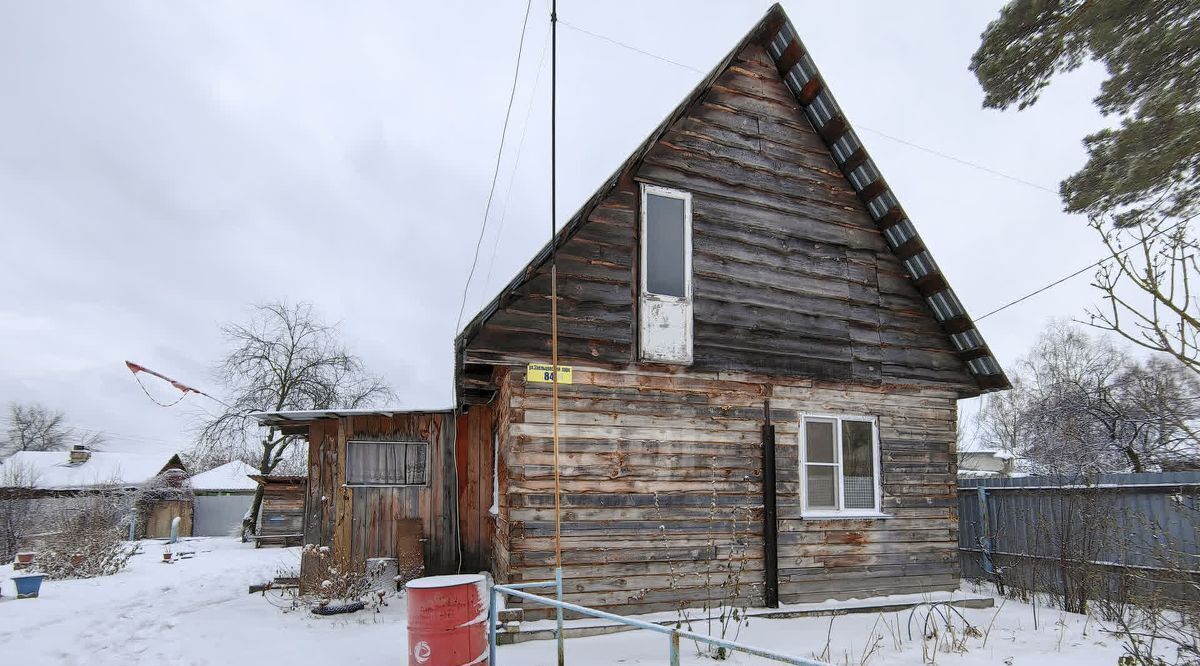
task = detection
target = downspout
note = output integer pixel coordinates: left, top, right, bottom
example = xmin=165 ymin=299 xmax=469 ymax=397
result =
xmin=762 ymin=399 xmax=779 ymax=608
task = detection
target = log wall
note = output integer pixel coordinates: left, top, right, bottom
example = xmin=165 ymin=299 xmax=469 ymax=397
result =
xmin=495 ymin=365 xmax=959 ymax=616
xmin=462 ymin=40 xmax=976 ymax=395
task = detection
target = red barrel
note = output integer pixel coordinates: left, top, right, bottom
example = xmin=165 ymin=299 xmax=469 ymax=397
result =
xmin=406 ymin=574 xmax=489 ymax=666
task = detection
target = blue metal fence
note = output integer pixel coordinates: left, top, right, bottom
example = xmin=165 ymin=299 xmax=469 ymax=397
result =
xmin=959 ymin=472 xmax=1200 ymax=585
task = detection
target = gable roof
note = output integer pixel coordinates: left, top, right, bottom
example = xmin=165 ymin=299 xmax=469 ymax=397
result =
xmin=188 ymin=460 xmax=259 ymax=492
xmin=456 ymin=3 xmax=1008 ymax=395
xmin=0 ymin=450 xmax=186 ymax=490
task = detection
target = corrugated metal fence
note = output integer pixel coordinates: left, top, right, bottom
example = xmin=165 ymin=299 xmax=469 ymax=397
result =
xmin=958 ymin=472 xmax=1200 ymax=601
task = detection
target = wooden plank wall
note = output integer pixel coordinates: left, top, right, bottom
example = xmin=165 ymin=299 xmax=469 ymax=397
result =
xmin=302 ymin=413 xmax=459 ymax=576
xmin=456 ymin=404 xmax=497 ymax=573
xmin=463 ymin=41 xmax=976 ymax=395
xmin=258 ymin=482 xmax=304 ymax=547
xmin=498 ymin=366 xmax=959 ymax=616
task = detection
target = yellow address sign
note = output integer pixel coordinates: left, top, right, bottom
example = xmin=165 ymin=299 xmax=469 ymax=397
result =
xmin=526 ymin=363 xmax=573 ymax=385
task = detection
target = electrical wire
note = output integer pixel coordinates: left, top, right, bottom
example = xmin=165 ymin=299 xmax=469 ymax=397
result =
xmin=558 ymin=18 xmax=1059 ymax=198
xmin=454 ymin=0 xmax=536 ymax=336
xmin=559 ymin=19 xmax=1200 ymax=325
xmin=483 ymin=28 xmax=553 ymax=294
xmin=975 ymin=215 xmax=1197 ymax=322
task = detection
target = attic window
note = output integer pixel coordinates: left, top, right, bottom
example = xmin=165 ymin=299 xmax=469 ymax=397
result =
xmin=346 ymin=440 xmax=427 ymax=486
xmin=642 ymin=186 xmax=691 ymax=299
xmin=639 ymin=184 xmax=693 ymax=364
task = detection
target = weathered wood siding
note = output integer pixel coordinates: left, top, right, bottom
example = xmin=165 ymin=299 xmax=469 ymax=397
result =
xmin=463 ymin=40 xmax=975 ymax=394
xmin=258 ymin=480 xmax=304 ymax=547
xmin=497 ymin=366 xmax=958 ymax=616
xmin=456 ymin=404 xmax=497 ymax=573
xmin=303 ymin=413 xmax=458 ymax=575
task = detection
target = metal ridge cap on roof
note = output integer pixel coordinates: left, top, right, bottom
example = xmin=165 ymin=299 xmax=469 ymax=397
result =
xmin=762 ymin=15 xmax=1010 ymax=394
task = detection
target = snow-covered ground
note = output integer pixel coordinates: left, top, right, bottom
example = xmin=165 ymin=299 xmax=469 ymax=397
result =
xmin=1 ymin=537 xmax=1138 ymax=665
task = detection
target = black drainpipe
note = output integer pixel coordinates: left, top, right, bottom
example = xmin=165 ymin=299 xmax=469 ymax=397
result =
xmin=762 ymin=399 xmax=779 ymax=608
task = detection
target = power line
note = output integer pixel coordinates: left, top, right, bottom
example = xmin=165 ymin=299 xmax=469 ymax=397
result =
xmin=454 ymin=0 xmax=536 ymax=335
xmin=483 ymin=28 xmax=553 ymax=294
xmin=558 ymin=18 xmax=1198 ymax=324
xmin=558 ymin=18 xmax=1059 ymax=198
xmin=975 ymin=215 xmax=1197 ymax=322
xmin=854 ymin=126 xmax=1058 ymax=195
xmin=560 ymin=19 xmax=705 ymax=74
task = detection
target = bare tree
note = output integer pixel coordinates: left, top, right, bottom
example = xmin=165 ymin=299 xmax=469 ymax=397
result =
xmin=0 ymin=458 xmax=42 ymax=561
xmin=1 ymin=403 xmax=71 ymax=458
xmin=1088 ymin=217 xmax=1200 ymax=377
xmin=193 ymin=301 xmax=392 ymax=537
xmin=977 ymin=322 xmax=1200 ymax=474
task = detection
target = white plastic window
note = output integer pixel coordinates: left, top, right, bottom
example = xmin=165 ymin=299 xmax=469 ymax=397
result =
xmin=800 ymin=416 xmax=883 ymax=517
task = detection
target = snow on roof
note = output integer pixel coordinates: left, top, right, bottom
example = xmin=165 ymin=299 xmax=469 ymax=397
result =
xmin=250 ymin=406 xmax=454 ymax=426
xmin=188 ymin=460 xmax=258 ymax=492
xmin=0 ymin=450 xmax=182 ymax=490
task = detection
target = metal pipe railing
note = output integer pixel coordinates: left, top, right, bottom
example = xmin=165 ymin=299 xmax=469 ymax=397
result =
xmin=488 ymin=580 xmax=832 ymax=666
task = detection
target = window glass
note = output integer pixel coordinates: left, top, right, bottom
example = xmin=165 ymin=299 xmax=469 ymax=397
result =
xmin=805 ymin=466 xmax=838 ymax=509
xmin=347 ymin=441 xmax=427 ymax=486
xmin=645 ymin=193 xmax=687 ymax=297
xmin=841 ymin=420 xmax=875 ymax=509
xmin=805 ymin=420 xmax=835 ymax=463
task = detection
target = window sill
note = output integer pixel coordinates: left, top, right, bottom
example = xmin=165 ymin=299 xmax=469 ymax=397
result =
xmin=800 ymin=511 xmax=892 ymax=520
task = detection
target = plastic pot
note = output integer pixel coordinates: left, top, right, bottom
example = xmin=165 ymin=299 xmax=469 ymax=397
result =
xmin=11 ymin=573 xmax=47 ymax=599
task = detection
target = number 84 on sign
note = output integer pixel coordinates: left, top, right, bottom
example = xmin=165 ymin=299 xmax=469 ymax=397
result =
xmin=526 ymin=363 xmax=573 ymax=384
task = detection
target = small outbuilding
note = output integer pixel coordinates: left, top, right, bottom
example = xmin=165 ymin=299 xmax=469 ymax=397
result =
xmin=189 ymin=461 xmax=258 ymax=537
xmin=248 ymin=474 xmax=306 ymax=548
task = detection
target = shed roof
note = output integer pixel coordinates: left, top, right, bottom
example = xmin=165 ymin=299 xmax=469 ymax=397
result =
xmin=250 ymin=407 xmax=454 ymax=428
xmin=188 ymin=460 xmax=259 ymax=492
xmin=455 ymin=3 xmax=1008 ymax=396
xmin=0 ymin=450 xmax=186 ymax=490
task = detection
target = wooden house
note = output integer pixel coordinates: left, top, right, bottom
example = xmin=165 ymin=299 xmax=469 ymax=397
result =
xmin=255 ymin=4 xmax=1009 ymax=615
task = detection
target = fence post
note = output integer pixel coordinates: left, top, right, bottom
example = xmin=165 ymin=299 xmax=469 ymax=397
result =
xmin=977 ymin=485 xmax=994 ymax=575
xmin=669 ymin=630 xmax=681 ymax=666
xmin=488 ymin=583 xmax=498 ymax=666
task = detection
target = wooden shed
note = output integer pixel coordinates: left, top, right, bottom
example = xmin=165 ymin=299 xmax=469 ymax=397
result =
xmin=250 ymin=411 xmax=461 ymax=581
xmin=248 ymin=475 xmax=305 ymax=548
xmin=257 ymin=3 xmax=1010 ymax=617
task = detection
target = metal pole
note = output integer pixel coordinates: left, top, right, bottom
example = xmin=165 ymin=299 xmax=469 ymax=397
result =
xmin=488 ymin=583 xmax=498 ymax=665
xmin=550 ymin=2 xmax=563 ymax=665
xmin=555 ymin=566 xmax=564 ymax=665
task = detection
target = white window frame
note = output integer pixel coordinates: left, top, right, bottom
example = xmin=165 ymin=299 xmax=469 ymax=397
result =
xmin=799 ymin=414 xmax=887 ymax=519
xmin=638 ymin=184 xmax=694 ymax=364
xmin=639 ymin=184 xmax=693 ymax=301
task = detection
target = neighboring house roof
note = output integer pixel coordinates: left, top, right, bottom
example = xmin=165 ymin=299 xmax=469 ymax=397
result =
xmin=0 ymin=450 xmax=186 ymax=490
xmin=454 ymin=3 xmax=1008 ymax=397
xmin=188 ymin=460 xmax=259 ymax=492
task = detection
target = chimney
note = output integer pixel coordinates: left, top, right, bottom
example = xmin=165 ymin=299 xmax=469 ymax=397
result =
xmin=69 ymin=444 xmax=92 ymax=465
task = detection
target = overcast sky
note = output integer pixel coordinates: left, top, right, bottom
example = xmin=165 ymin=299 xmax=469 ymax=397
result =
xmin=0 ymin=1 xmax=1111 ymax=456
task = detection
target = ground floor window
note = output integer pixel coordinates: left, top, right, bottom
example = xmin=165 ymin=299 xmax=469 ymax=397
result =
xmin=346 ymin=440 xmax=427 ymax=486
xmin=800 ymin=415 xmax=881 ymax=516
